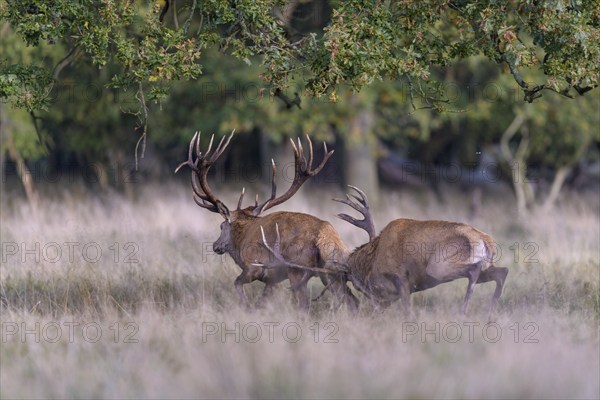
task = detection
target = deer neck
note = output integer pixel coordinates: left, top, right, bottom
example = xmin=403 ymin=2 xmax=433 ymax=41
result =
xmin=347 ymin=237 xmax=381 ymax=296
xmin=228 ymin=215 xmax=259 ymax=264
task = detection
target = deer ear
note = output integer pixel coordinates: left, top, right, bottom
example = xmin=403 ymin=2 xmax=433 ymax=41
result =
xmin=216 ymin=201 xmax=230 ymax=222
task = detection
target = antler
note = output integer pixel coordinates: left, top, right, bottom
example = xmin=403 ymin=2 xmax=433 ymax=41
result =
xmin=333 ymin=185 xmax=376 ymax=241
xmin=248 ymin=135 xmax=334 ymax=216
xmin=175 ymin=130 xmax=235 ymax=215
xmin=252 ymin=224 xmax=344 ymax=275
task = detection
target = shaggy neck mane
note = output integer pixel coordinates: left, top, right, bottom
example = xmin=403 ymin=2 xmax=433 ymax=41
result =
xmin=231 ymin=213 xmax=258 ymax=239
xmin=348 ymin=236 xmax=380 ymax=276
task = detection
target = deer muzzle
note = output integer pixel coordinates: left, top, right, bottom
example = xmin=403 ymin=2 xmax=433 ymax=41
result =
xmin=213 ymin=241 xmax=226 ymax=255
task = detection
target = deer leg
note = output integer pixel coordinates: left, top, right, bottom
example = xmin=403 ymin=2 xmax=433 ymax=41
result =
xmin=319 ymin=273 xmax=359 ymax=314
xmin=383 ymin=273 xmax=413 ymax=319
xmin=255 ymin=271 xmax=287 ymax=308
xmin=476 ymin=266 xmax=509 ymax=319
xmin=290 ymin=271 xmax=313 ymax=292
xmin=372 ymin=299 xmax=391 ymax=314
xmin=460 ymin=262 xmax=483 ymax=316
xmin=288 ymin=269 xmax=310 ymax=312
xmin=343 ymin=286 xmax=360 ymax=315
xmin=399 ymin=279 xmax=414 ymax=319
xmin=234 ymin=271 xmax=253 ymax=307
xmin=255 ymin=280 xmax=277 ymax=308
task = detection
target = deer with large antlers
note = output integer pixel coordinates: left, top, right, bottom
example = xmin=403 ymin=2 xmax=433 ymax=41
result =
xmin=175 ymin=131 xmax=358 ymax=312
xmin=260 ymin=186 xmax=508 ymax=318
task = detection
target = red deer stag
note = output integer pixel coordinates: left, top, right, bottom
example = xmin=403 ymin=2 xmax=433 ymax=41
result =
xmin=260 ymin=186 xmax=508 ymax=318
xmin=175 ymin=131 xmax=358 ymax=312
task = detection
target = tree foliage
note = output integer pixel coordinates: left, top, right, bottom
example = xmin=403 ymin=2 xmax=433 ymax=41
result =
xmin=1 ymin=0 xmax=598 ymax=112
xmin=1 ymin=1 xmax=598 ymax=208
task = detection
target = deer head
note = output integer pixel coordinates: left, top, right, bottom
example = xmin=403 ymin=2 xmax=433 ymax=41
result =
xmin=175 ymin=131 xmax=334 ymax=258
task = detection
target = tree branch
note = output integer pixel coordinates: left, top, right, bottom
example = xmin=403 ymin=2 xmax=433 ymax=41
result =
xmin=183 ymin=0 xmax=197 ymax=35
xmin=53 ymin=46 xmax=78 ymax=80
xmin=500 ymin=53 xmax=588 ymax=102
xmin=134 ymin=82 xmax=149 ymax=170
xmin=172 ymin=0 xmax=179 ymax=30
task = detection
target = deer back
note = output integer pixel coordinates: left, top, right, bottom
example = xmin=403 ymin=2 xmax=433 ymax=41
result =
xmin=232 ymin=211 xmax=349 ymax=269
xmin=348 ymin=218 xmax=497 ymax=289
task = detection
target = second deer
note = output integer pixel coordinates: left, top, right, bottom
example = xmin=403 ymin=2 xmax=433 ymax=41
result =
xmin=260 ymin=186 xmax=508 ymax=318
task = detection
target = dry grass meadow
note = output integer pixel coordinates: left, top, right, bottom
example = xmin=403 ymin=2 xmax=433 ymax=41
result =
xmin=1 ymin=183 xmax=599 ymax=399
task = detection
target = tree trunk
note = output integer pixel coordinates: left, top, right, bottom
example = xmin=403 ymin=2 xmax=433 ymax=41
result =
xmin=344 ymin=108 xmax=379 ymax=206
xmin=108 ymin=148 xmax=136 ymax=199
xmin=0 ymin=104 xmax=39 ymax=209
xmin=542 ymin=165 xmax=572 ymax=211
xmin=500 ymin=114 xmax=534 ymax=216
xmin=511 ymin=160 xmax=528 ymax=216
xmin=95 ymin=162 xmax=110 ymax=191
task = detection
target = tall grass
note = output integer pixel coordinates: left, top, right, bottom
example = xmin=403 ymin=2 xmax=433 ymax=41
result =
xmin=1 ymin=184 xmax=598 ymax=399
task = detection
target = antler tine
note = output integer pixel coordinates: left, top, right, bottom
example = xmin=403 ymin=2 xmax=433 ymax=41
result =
xmin=349 ymin=193 xmax=365 ymax=205
xmin=174 ymin=131 xmax=200 ymax=173
xmin=209 ymin=134 xmax=225 ymax=161
xmin=347 ymin=185 xmax=369 ymax=206
xmin=297 ymin=137 xmax=304 ymax=160
xmin=192 ymin=131 xmax=201 ymax=164
xmin=275 ymin=221 xmax=281 ymax=244
xmin=307 ymin=142 xmax=334 ymax=177
xmin=210 ymin=129 xmax=235 ymax=162
xmin=306 ymin=134 xmax=314 ymax=168
xmin=254 ymin=159 xmax=279 ymax=215
xmin=237 ymin=187 xmax=245 ymax=210
xmin=252 ymin=135 xmax=334 ymax=215
xmin=204 ymin=133 xmax=214 ymax=158
xmin=176 ymin=130 xmax=234 ymax=216
xmin=332 ymin=193 xmax=363 ymax=214
xmin=193 ymin=193 xmax=219 ymax=212
xmin=336 ymin=212 xmax=359 ymax=225
xmin=270 ymin=159 xmax=277 ymax=199
xmin=176 ymin=132 xmax=215 ymax=205
xmin=259 ymin=225 xmax=271 ymax=252
xmin=334 ymin=185 xmax=376 ymax=241
xmin=174 ymin=161 xmax=188 ymax=174
xmin=333 ymin=185 xmax=370 ymax=210
xmin=256 ymin=225 xmax=287 ymax=269
xmin=332 ymin=185 xmax=369 ymax=213
xmin=289 ymin=137 xmax=298 ymax=156
xmin=335 ymin=209 xmax=375 ymax=241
